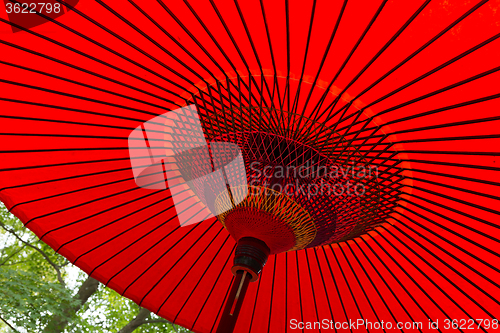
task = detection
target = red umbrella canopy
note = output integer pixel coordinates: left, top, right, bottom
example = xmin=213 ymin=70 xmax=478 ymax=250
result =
xmin=1 ymin=0 xmax=500 ymax=332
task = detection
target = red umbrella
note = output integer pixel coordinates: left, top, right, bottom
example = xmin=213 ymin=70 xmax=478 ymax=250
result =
xmin=1 ymin=0 xmax=499 ymax=332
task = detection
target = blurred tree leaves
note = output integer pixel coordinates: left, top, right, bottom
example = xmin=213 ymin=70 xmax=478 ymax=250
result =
xmin=0 ymin=204 xmax=190 ymax=333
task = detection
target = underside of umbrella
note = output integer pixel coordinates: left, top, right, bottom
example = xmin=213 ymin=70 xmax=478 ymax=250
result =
xmin=0 ymin=0 xmax=499 ymax=332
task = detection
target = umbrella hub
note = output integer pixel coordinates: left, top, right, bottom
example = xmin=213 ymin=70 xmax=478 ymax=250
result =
xmin=224 ymin=207 xmax=296 ymax=256
xmin=231 ymin=237 xmax=270 ymax=282
xmin=216 ymin=186 xmax=316 ymax=254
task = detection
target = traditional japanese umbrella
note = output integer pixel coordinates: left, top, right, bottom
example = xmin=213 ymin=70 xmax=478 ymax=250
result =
xmin=0 ymin=0 xmax=499 ymax=332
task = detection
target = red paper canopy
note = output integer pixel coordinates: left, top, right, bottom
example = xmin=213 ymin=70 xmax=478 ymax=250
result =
xmin=0 ymin=0 xmax=499 ymax=332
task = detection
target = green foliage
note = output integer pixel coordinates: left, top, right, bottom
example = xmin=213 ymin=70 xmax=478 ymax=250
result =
xmin=0 ymin=268 xmax=79 ymax=331
xmin=65 ymin=273 xmax=190 ymax=333
xmin=0 ymin=204 xmax=191 ymax=333
xmin=0 ymin=204 xmax=77 ymax=332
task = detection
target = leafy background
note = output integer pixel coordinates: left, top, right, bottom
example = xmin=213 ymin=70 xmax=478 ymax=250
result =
xmin=0 ymin=203 xmax=191 ymax=333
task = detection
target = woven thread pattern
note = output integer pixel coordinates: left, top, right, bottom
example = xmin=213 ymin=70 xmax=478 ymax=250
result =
xmin=215 ymin=186 xmax=316 ymax=251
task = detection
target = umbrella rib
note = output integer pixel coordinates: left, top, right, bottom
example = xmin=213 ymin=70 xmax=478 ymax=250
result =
xmin=410 ymin=184 xmax=500 ymax=216
xmin=0 ymin=40 xmax=175 ymax=105
xmin=8 ymin=175 xmax=136 ymax=211
xmin=311 ymin=249 xmax=335 ymax=324
xmin=307 ymin=0 xmax=389 ymax=124
xmin=0 ymin=114 xmax=138 ymax=132
xmin=0 ymin=97 xmax=163 ymax=125
xmin=285 ymin=253 xmax=288 ymax=332
xmin=207 ymin=84 xmax=228 ymax=135
xmin=316 ymin=13 xmax=497 ymax=152
xmin=1 ymin=148 xmax=472 ymax=244
xmin=320 ymin=83 xmax=500 ymax=161
xmin=24 ymin=171 xmax=182 ymax=230
xmin=232 ymin=0 xmax=269 ymax=94
xmin=52 ymin=0 xmax=197 ymax=91
xmin=232 ymin=0 xmax=276 ymax=126
xmin=0 ymin=156 xmax=154 ymax=174
xmin=315 ymin=67 xmax=500 ymax=144
xmin=374 ymin=94 xmax=500 ymax=135
xmin=168 ymin=0 xmax=231 ymax=75
xmin=1 ymin=6 xmax=190 ymax=98
xmin=248 ymin=264 xmax=264 ymax=333
xmin=29 ymin=185 xmax=143 ymax=229
xmin=289 ymin=0 xmax=317 ymax=122
xmin=306 ymin=0 xmax=431 ymax=144
xmin=210 ymin=275 xmax=235 ymax=333
xmin=267 ymin=255 xmax=277 ymax=333
xmin=0 ymin=78 xmax=167 ymax=117
xmin=224 ymin=79 xmax=238 ymax=134
xmin=190 ymin=245 xmax=235 ymax=332
xmin=401 ymin=204 xmax=500 ymax=263
xmin=126 ymin=0 xmax=222 ymax=83
xmin=89 ymin=214 xmax=193 ymax=279
xmin=341 ymin=244 xmax=402 ymax=333
xmin=393 ymin=221 xmax=500 ymax=291
xmin=295 ymin=251 xmax=305 ymax=332
xmin=303 ymin=250 xmax=323 ymax=330
xmin=156 ymin=1 xmax=259 ymax=110
xmin=83 ymin=212 xmax=207 ymax=293
xmin=155 ymin=228 xmax=227 ymax=314
xmin=0 ymin=132 xmax=142 ymax=140
xmin=348 ymin=241 xmax=424 ymax=332
xmin=206 ymin=0 xmax=270 ymax=109
xmin=381 ymin=225 xmax=497 ymax=324
xmin=324 ymin=30 xmax=500 ymax=149
xmin=298 ymin=0 xmax=349 ymax=128
xmin=6 ymin=130 xmax=499 ymax=151
xmin=123 ymin=218 xmax=215 ymax=299
xmin=0 ymin=166 xmax=132 ymax=192
xmin=391 ymin=194 xmax=500 ymax=249
xmin=402 ymin=190 xmax=500 ymax=230
xmin=358 ymin=238 xmax=443 ymax=324
xmin=329 ymin=153 xmax=500 ymax=179
xmin=324 ymin=146 xmax=500 ymax=174
xmin=331 ymin=0 xmax=432 ymax=107
xmin=78 ymin=206 xmax=179 ymax=269
xmin=178 ymin=0 xmax=261 ymax=107
xmin=0 ymin=21 xmax=184 ymax=104
xmin=214 ymin=81 xmax=232 ymax=135
xmin=399 ymin=198 xmax=500 ymax=254
xmin=43 ymin=190 xmax=170 ymax=245
xmin=93 ymin=0 xmax=209 ymax=86
xmin=259 ymin=0 xmax=282 ymax=110
xmin=173 ymin=236 xmax=232 ymax=323
xmin=408 ymin=175 xmax=500 ymax=201
xmin=0 ymin=60 xmax=172 ymax=112
xmin=351 ymin=0 xmax=487 ymax=105
xmin=178 ymin=1 xmax=270 ymax=110
xmin=284 ymin=0 xmax=291 ymax=124
xmin=366 ymin=154 xmax=500 ymax=172
xmin=329 ymin=246 xmax=371 ymax=331
xmin=368 ymin=233 xmax=465 ymax=327
xmin=318 ymin=121 xmax=491 ymax=153
xmin=98 ymin=0 xmax=234 ymax=94
xmin=316 ymin=0 xmax=488 ymax=134
xmin=59 ymin=191 xmax=188 ymax=257
xmin=353 ymin=149 xmax=500 ymax=157
xmin=320 ymin=247 xmax=352 ymax=332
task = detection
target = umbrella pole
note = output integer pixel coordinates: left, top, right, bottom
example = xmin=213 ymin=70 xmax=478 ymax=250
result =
xmin=216 ymin=237 xmax=270 ymax=333
xmin=216 ymin=270 xmax=251 ymax=333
